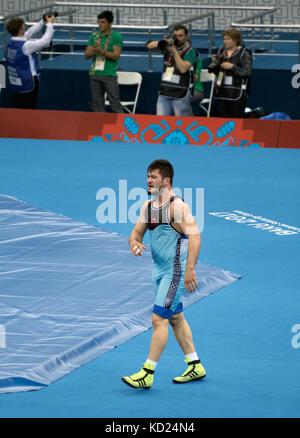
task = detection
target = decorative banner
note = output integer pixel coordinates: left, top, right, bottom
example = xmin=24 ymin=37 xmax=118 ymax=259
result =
xmin=87 ymin=114 xmax=280 ymax=148
xmin=277 ymin=120 xmax=300 ymax=148
xmin=0 ymin=109 xmax=295 ymax=148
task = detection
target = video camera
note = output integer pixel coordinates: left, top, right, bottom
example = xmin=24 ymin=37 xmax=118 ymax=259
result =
xmin=42 ymin=11 xmax=59 ymax=22
xmin=157 ymin=36 xmax=179 ymax=50
xmin=208 ymin=54 xmax=228 ymax=73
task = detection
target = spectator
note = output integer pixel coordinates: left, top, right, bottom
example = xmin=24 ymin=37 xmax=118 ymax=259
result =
xmin=85 ymin=10 xmax=123 ymax=113
xmin=208 ymin=29 xmax=252 ymax=118
xmin=146 ymin=26 xmax=197 ymax=117
xmin=6 ymin=15 xmax=55 ymax=109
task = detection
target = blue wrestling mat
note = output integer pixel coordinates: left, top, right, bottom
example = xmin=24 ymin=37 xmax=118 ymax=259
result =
xmin=0 ymin=193 xmax=240 ymax=393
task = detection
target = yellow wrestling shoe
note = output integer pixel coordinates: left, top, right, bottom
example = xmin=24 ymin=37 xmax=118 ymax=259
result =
xmin=173 ymin=358 xmax=206 ymax=384
xmin=122 ymin=361 xmax=155 ymax=389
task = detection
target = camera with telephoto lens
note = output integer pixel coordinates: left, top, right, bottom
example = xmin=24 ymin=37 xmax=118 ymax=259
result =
xmin=157 ymin=36 xmax=179 ymax=50
xmin=208 ymin=54 xmax=228 ymax=73
xmin=42 ymin=11 xmax=59 ymax=22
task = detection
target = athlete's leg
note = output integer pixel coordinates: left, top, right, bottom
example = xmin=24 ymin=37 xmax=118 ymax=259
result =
xmin=121 ymin=313 xmax=168 ymax=389
xmin=122 ymin=277 xmax=183 ymax=389
xmin=169 ymin=312 xmax=195 ymax=355
xmin=148 ymin=313 xmax=169 ymax=362
xmin=170 ymin=312 xmax=206 ymax=383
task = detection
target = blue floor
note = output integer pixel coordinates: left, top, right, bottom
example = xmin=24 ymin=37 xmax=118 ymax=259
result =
xmin=0 ymin=138 xmax=299 ymax=418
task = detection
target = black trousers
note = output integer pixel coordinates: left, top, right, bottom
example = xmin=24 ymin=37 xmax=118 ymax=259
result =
xmin=216 ymin=92 xmax=248 ymax=118
xmin=14 ymin=76 xmax=39 ymax=109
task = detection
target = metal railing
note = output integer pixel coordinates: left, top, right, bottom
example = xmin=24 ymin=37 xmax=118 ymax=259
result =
xmin=54 ymin=2 xmax=275 ymax=12
xmin=0 ymin=3 xmax=56 ymax=57
xmin=30 ymin=22 xmax=171 ymax=64
xmin=231 ymin=9 xmax=277 ymax=52
xmin=1 ymin=2 xmax=287 ymax=68
xmin=22 ymin=14 xmax=215 ymax=70
xmin=0 ymin=4 xmax=78 ymax=60
xmin=52 ymin=2 xmax=277 ymax=34
xmin=231 ymin=22 xmax=300 ymax=62
xmin=48 ymin=1 xmax=278 ymax=67
xmin=166 ymin=12 xmax=215 ymax=49
xmin=150 ymin=12 xmax=216 ymax=71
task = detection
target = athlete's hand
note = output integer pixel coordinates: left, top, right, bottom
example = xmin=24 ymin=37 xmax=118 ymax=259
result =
xmin=130 ymin=240 xmax=146 ymax=257
xmin=184 ymin=269 xmax=198 ymax=293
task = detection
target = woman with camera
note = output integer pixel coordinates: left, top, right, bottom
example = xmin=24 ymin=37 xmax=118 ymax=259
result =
xmin=208 ymin=29 xmax=252 ymax=118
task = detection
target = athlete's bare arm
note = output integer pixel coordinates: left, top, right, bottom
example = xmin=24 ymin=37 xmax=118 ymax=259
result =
xmin=170 ymin=199 xmax=201 ymax=292
xmin=128 ymin=200 xmax=149 ymax=256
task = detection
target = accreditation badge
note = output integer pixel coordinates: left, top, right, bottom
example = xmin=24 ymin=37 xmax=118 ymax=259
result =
xmin=163 ymin=66 xmax=174 ymax=81
xmin=224 ymin=76 xmax=233 ymax=85
xmin=95 ymin=55 xmax=105 ymax=71
xmin=9 ymin=75 xmax=22 ymax=86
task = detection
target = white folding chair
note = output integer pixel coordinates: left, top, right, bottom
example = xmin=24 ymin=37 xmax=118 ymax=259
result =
xmin=199 ymin=69 xmax=215 ymax=117
xmin=105 ymin=71 xmax=142 ymax=114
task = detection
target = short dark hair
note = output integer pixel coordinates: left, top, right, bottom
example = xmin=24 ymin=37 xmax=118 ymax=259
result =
xmin=173 ymin=25 xmax=188 ymax=35
xmin=97 ymin=10 xmax=114 ymax=23
xmin=147 ymin=159 xmax=174 ymax=185
xmin=6 ymin=18 xmax=24 ymax=36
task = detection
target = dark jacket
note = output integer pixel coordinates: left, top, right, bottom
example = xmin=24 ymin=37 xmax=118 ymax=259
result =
xmin=210 ymin=45 xmax=252 ymax=101
xmin=159 ymin=45 xmax=196 ymax=99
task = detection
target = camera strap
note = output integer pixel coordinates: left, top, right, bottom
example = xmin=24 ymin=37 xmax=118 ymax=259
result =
xmin=223 ymin=46 xmax=241 ymax=60
xmin=166 ymin=43 xmax=190 ymax=65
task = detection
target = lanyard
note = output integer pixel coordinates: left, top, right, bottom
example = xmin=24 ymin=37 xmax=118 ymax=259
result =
xmin=224 ymin=47 xmax=240 ymax=59
xmin=167 ymin=44 xmax=189 ymax=65
xmin=96 ymin=30 xmax=113 ymax=53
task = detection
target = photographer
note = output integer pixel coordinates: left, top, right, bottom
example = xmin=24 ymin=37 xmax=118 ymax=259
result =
xmin=208 ymin=29 xmax=252 ymax=118
xmin=146 ymin=25 xmax=197 ymax=117
xmin=6 ymin=14 xmax=56 ymax=109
